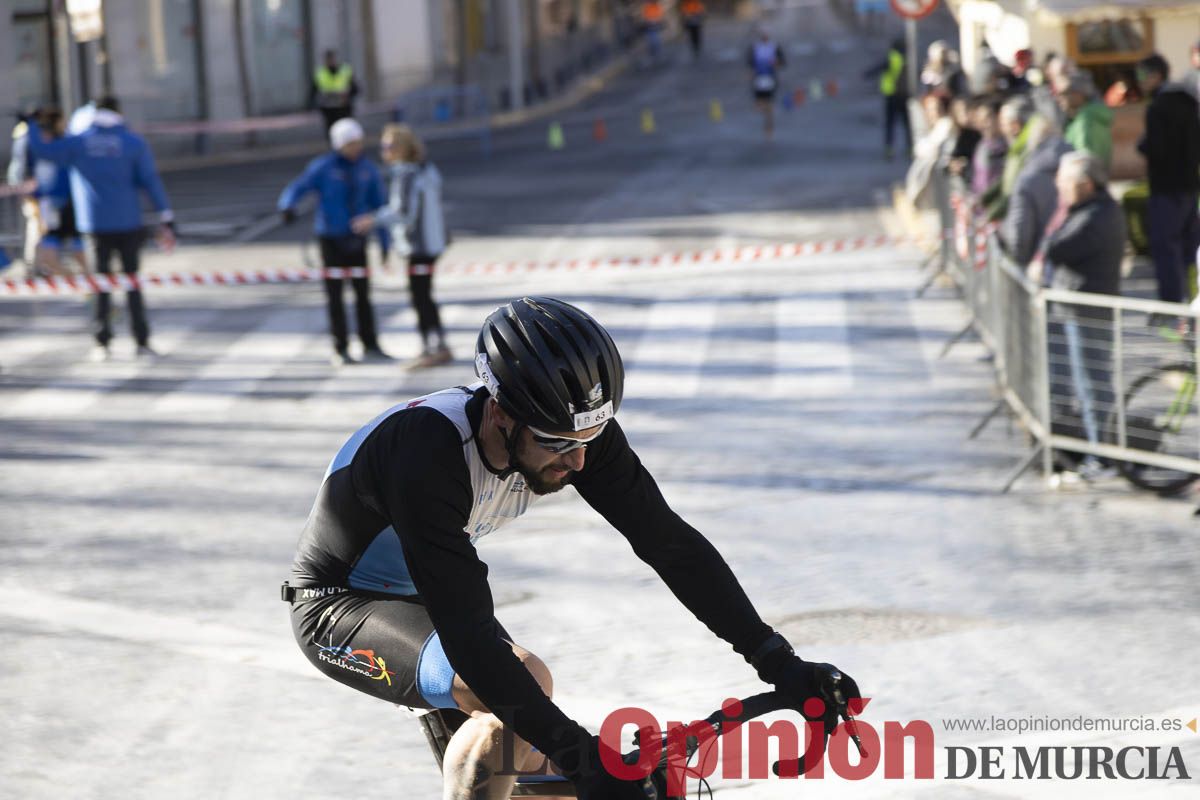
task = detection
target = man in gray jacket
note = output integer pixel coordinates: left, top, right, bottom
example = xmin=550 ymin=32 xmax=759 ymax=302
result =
xmin=1042 ymin=151 xmax=1126 ymax=481
xmin=1001 ymin=127 xmax=1072 ymax=266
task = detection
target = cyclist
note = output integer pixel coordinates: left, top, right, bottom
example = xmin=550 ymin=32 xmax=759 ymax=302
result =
xmin=284 ymin=297 xmax=860 ymax=799
xmin=747 ymin=27 xmax=785 ymax=140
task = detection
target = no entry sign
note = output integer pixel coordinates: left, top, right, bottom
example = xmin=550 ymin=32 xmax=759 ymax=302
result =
xmin=889 ymin=0 xmax=939 ymax=19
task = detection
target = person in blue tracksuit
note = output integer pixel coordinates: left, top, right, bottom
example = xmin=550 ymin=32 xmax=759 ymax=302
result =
xmin=279 ymin=118 xmax=391 ymax=366
xmin=24 ymin=96 xmax=175 ymax=360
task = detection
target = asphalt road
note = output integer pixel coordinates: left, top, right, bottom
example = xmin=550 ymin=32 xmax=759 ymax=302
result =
xmin=2 ymin=4 xmax=1198 ymax=799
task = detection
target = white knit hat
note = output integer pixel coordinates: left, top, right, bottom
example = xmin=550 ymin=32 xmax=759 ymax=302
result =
xmin=329 ymin=118 xmax=364 ymax=150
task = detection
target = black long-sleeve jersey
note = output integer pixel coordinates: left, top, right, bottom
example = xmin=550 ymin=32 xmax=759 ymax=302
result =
xmin=290 ymin=383 xmax=775 ymax=758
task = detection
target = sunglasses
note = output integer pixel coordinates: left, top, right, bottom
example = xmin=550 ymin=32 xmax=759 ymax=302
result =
xmin=527 ymin=422 xmax=608 ymax=454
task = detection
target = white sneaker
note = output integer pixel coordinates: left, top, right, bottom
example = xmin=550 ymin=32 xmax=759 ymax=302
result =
xmin=135 ymin=344 xmax=160 ymax=359
xmin=89 ymin=344 xmax=111 ymax=363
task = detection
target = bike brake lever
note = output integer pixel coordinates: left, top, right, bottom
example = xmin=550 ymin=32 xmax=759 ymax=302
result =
xmin=828 ymin=674 xmax=867 ymax=758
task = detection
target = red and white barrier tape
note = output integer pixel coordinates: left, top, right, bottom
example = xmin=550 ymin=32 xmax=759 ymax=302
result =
xmin=0 ymin=180 xmax=36 ymax=199
xmin=0 ymin=234 xmax=903 ymax=297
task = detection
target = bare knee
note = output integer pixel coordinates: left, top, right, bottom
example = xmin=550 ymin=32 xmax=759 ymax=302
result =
xmin=452 ymin=643 xmax=554 ymax=713
xmin=513 ymin=647 xmax=553 ymax=699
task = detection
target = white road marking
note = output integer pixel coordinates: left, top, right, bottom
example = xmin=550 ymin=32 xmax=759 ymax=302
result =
xmin=625 ymin=299 xmax=718 ymax=399
xmin=151 ymin=305 xmax=319 ymax=417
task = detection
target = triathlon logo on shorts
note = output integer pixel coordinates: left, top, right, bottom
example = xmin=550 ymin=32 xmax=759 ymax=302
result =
xmin=315 ymin=637 xmax=397 ymax=686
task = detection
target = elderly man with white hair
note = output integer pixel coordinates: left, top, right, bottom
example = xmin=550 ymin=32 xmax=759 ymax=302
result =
xmin=279 ymin=118 xmax=391 ymax=366
xmin=1039 ymin=150 xmax=1126 ymax=481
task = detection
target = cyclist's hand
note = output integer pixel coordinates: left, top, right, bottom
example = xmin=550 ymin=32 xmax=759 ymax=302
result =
xmin=756 ymin=643 xmax=861 ymax=735
xmin=280 ymin=208 xmax=296 ymax=226
xmin=564 ymin=736 xmax=655 ymax=799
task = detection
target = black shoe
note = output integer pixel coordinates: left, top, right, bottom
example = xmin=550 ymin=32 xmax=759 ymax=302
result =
xmin=331 ymin=350 xmax=356 ymax=367
xmin=360 ymin=346 xmax=394 ymax=363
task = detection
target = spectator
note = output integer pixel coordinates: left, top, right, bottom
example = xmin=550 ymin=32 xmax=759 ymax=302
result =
xmin=1041 ymin=152 xmax=1125 ymax=481
xmin=1001 ymin=118 xmax=1071 ymax=267
xmin=921 ymin=41 xmax=966 ymax=100
xmin=981 ymin=95 xmax=1038 ymax=219
xmin=970 ymin=97 xmax=1008 ymax=197
xmin=30 ymin=108 xmax=88 ymax=278
xmin=864 ymin=38 xmax=911 ymax=160
xmin=1136 ymin=53 xmax=1200 ymax=304
xmin=905 ymin=95 xmax=957 ymax=207
xmin=279 ymin=118 xmax=390 ymax=367
xmin=1184 ymin=40 xmax=1200 ymax=101
xmin=947 ymin=96 xmax=982 ymax=173
xmin=1057 ymin=71 xmax=1112 ymax=170
xmin=680 ymin=0 xmax=706 ymax=60
xmin=23 ymin=95 xmax=175 ymax=361
xmin=970 ymin=41 xmax=1002 ymax=95
xmin=7 ymin=109 xmax=40 ymax=267
xmin=1008 ymin=49 xmax=1035 ymax=94
xmin=310 ymin=49 xmax=358 ymax=136
xmin=1032 ymin=54 xmax=1072 ymax=129
xmin=353 ymin=125 xmax=452 ymax=369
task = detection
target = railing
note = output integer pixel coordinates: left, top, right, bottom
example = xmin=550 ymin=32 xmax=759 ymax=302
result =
xmin=922 ymin=171 xmax=1200 ymax=493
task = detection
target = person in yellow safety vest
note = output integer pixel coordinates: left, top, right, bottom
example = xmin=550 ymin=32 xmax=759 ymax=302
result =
xmin=863 ymin=39 xmax=911 ymax=160
xmin=641 ymin=0 xmax=665 ymax=64
xmin=311 ymin=49 xmax=359 ymax=135
xmin=680 ymin=0 xmax=706 ymax=60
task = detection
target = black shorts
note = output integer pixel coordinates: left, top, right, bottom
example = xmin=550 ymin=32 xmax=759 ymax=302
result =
xmin=290 ymin=588 xmax=510 ymax=710
xmin=49 ymin=201 xmax=79 ymax=239
xmin=752 ymin=74 xmax=777 ymax=101
xmin=409 ymin=253 xmax=438 ymax=277
xmin=319 ymin=235 xmax=368 ymax=269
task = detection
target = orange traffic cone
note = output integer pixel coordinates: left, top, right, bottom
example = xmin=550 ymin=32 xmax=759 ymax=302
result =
xmin=593 ymin=118 xmax=608 ymax=142
xmin=825 ymin=79 xmax=839 ymax=98
xmin=792 ymin=88 xmax=806 ymax=107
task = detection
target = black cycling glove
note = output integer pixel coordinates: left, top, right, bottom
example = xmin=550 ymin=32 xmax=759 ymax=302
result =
xmin=752 ymin=633 xmax=861 ymax=735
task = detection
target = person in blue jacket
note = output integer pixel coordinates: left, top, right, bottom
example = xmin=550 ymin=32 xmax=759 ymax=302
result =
xmin=279 ymin=117 xmax=391 ymax=366
xmin=25 ymin=96 xmax=175 ymax=360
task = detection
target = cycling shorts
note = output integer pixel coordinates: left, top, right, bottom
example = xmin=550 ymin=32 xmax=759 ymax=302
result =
xmin=289 ymin=588 xmax=511 ymax=710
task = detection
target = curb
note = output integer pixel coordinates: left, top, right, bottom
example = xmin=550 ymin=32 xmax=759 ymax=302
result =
xmin=158 ymin=53 xmax=633 ymax=175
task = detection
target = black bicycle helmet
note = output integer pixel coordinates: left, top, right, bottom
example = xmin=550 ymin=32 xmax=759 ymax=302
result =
xmin=475 ymin=297 xmax=624 ymax=432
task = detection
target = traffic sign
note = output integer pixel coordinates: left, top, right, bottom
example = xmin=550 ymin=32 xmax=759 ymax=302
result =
xmin=889 ymin=0 xmax=938 ymax=20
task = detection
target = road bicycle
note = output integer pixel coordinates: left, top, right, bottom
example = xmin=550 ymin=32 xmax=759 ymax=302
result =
xmin=1106 ymin=322 xmax=1199 ymax=495
xmin=420 ymin=689 xmax=863 ymax=799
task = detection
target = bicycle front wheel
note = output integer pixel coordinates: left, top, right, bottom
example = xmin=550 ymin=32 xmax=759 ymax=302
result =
xmin=1110 ymin=363 xmax=1199 ymax=495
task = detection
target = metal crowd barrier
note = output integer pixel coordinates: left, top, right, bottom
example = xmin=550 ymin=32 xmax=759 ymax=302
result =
xmin=0 ymin=185 xmax=30 ymax=271
xmin=921 ymin=172 xmax=1200 ymax=493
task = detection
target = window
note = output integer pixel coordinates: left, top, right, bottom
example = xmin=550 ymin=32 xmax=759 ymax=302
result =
xmin=1067 ymin=17 xmax=1155 ymax=66
xmin=129 ymin=0 xmax=203 ymax=121
xmin=247 ymin=0 xmax=309 ymax=114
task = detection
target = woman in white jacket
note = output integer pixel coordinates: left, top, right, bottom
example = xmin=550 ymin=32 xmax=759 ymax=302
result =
xmin=353 ymin=124 xmax=451 ymax=368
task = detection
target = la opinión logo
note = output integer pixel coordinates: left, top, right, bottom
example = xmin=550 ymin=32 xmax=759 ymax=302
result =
xmin=598 ymin=698 xmax=935 ymax=795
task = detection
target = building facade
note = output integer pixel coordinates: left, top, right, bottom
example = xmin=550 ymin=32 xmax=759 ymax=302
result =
xmin=1 ymin=0 xmax=632 ymax=137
